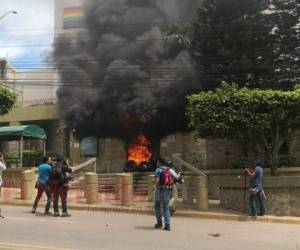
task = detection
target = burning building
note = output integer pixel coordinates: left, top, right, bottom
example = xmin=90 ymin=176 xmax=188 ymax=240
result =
xmin=53 ymin=0 xmax=243 ymax=172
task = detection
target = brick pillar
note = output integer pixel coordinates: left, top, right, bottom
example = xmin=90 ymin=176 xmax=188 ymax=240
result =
xmin=118 ymin=173 xmax=133 ymax=206
xmin=20 ymin=169 xmax=35 ymax=200
xmin=85 ymin=172 xmax=98 ymax=204
xmin=183 ymin=176 xmax=194 ymax=205
xmin=194 ymin=176 xmax=209 ymax=211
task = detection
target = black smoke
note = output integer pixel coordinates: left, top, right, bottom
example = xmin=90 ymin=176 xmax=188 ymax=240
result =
xmin=54 ymin=0 xmax=202 ymax=142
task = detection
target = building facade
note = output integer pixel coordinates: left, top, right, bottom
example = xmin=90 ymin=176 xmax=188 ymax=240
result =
xmin=2 ymin=0 xmax=299 ymax=172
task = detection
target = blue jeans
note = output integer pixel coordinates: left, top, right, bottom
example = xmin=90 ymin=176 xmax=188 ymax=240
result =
xmin=249 ymin=187 xmax=266 ymax=216
xmin=154 ymin=186 xmax=171 ymax=226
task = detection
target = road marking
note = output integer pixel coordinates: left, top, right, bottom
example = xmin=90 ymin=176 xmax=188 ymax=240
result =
xmin=5 ymin=216 xmax=72 ymax=223
xmin=0 ymin=242 xmax=77 ymax=250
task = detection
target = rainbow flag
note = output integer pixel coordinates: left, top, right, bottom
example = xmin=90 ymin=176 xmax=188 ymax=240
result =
xmin=63 ymin=6 xmax=83 ymax=29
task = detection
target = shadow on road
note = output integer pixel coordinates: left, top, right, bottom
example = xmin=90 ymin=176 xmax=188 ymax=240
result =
xmin=134 ymin=225 xmax=156 ymax=231
xmin=33 ymin=211 xmax=53 ymax=217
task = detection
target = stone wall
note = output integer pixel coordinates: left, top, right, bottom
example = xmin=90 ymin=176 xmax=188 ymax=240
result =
xmin=288 ymin=130 xmax=300 ymax=165
xmin=97 ymin=138 xmax=127 ymax=173
xmin=45 ymin=119 xmax=70 ymax=157
xmin=161 ymin=132 xmax=242 ymax=170
xmin=203 ymin=169 xmax=243 ymax=199
xmin=218 ymin=176 xmax=300 ymax=216
xmin=205 ymin=139 xmax=242 ymax=169
xmin=204 ymin=167 xmax=300 ymax=200
xmin=70 ymin=137 xmax=127 ymax=173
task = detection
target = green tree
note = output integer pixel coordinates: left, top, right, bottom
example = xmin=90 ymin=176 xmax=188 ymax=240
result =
xmin=166 ymin=22 xmax=192 ymax=53
xmin=191 ymin=0 xmax=300 ymax=90
xmin=187 ymin=83 xmax=300 ymax=175
xmin=0 ymin=83 xmax=17 ymax=115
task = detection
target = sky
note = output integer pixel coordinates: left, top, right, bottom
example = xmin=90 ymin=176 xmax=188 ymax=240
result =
xmin=0 ymin=0 xmax=54 ymax=71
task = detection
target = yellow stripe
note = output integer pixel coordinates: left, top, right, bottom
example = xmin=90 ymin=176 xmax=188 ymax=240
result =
xmin=0 ymin=243 xmax=77 ymax=250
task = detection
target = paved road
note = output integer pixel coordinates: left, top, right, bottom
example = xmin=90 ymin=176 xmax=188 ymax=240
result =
xmin=0 ymin=205 xmax=299 ymax=250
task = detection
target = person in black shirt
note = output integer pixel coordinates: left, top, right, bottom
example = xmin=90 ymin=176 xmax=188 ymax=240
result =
xmin=52 ymin=158 xmax=72 ymax=217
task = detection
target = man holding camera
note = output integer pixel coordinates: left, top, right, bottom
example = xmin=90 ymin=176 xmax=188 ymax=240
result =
xmin=244 ymin=161 xmax=266 ymax=217
xmin=0 ymin=153 xmax=6 ymax=188
xmin=0 ymin=153 xmax=6 ymax=218
xmin=154 ymin=158 xmax=180 ymax=231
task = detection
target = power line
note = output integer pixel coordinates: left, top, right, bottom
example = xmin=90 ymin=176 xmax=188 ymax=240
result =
xmin=1 ymin=24 xmax=297 ymax=48
xmin=5 ymin=50 xmax=298 ymax=65
xmin=4 ymin=72 xmax=299 ymax=86
xmin=0 ymin=37 xmax=175 ymax=48
xmin=0 ymin=19 xmax=195 ymax=33
xmin=6 ymin=64 xmax=295 ymax=72
xmin=7 ymin=75 xmax=299 ymax=83
xmin=2 ymin=23 xmax=298 ymax=39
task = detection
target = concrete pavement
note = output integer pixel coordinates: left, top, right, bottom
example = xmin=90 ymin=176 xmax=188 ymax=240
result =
xmin=0 ymin=205 xmax=300 ymax=250
xmin=2 ymin=187 xmax=300 ymax=225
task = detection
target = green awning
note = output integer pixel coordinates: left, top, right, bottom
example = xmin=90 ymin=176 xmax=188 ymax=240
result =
xmin=0 ymin=125 xmax=46 ymax=141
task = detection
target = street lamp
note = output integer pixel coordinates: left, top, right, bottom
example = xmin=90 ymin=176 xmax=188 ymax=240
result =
xmin=0 ymin=11 xmax=18 ymax=20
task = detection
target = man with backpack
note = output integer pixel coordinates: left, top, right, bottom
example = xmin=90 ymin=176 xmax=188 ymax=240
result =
xmin=154 ymin=158 xmax=180 ymax=231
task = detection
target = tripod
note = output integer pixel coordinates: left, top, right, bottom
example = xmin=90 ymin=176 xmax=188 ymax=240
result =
xmin=0 ymin=208 xmax=4 ymax=219
xmin=243 ymin=173 xmax=247 ymax=213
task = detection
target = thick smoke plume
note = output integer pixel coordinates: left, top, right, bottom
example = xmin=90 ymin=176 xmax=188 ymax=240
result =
xmin=54 ymin=0 xmax=202 ymax=142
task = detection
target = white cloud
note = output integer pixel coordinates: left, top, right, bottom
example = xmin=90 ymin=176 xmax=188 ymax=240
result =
xmin=0 ymin=0 xmax=54 ymax=63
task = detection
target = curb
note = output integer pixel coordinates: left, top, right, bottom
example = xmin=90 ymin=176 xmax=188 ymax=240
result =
xmin=1 ymin=201 xmax=300 ymax=225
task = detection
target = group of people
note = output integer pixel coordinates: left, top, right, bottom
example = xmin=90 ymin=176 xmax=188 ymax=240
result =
xmin=153 ymin=158 xmax=266 ymax=231
xmin=32 ymin=155 xmax=73 ymax=217
xmin=0 ymin=151 xmax=266 ymax=225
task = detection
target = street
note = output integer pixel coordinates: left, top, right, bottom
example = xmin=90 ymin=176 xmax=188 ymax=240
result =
xmin=0 ymin=206 xmax=299 ymax=250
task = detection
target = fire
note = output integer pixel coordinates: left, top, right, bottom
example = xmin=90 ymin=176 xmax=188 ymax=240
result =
xmin=128 ymin=134 xmax=152 ymax=165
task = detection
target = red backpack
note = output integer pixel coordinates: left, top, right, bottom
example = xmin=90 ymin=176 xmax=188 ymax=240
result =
xmin=160 ymin=168 xmax=174 ymax=186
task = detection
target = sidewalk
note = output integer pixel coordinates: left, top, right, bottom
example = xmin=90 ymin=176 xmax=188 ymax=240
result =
xmin=1 ymin=188 xmax=300 ymax=225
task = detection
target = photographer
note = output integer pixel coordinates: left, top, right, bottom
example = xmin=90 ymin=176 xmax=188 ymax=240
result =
xmin=154 ymin=158 xmax=180 ymax=231
xmin=52 ymin=158 xmax=72 ymax=217
xmin=0 ymin=153 xmax=6 ymax=218
xmin=244 ymin=161 xmax=266 ymax=217
xmin=0 ymin=152 xmax=6 ymax=188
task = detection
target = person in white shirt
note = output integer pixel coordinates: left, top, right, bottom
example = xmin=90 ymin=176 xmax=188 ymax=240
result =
xmin=0 ymin=152 xmax=6 ymax=218
xmin=0 ymin=152 xmax=6 ymax=187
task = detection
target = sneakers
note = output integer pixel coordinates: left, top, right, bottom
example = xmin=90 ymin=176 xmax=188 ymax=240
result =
xmin=61 ymin=212 xmax=71 ymax=217
xmin=154 ymin=222 xmax=162 ymax=229
xmin=31 ymin=209 xmax=36 ymax=214
xmin=154 ymin=223 xmax=171 ymax=231
xmin=44 ymin=211 xmax=52 ymax=216
xmin=53 ymin=212 xmax=60 ymax=217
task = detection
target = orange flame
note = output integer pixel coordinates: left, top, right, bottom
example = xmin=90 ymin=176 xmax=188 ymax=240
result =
xmin=128 ymin=134 xmax=152 ymax=165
